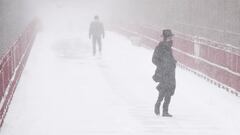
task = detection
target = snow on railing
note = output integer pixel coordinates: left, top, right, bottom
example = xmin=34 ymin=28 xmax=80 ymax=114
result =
xmin=113 ymin=23 xmax=240 ymax=96
xmin=0 ymin=19 xmax=39 ymax=127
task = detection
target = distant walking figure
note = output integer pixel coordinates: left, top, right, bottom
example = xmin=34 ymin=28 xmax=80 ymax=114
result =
xmin=152 ymin=29 xmax=177 ymax=117
xmin=89 ymin=15 xmax=105 ymax=56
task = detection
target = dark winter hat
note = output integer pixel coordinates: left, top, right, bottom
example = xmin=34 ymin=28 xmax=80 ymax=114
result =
xmin=162 ymin=29 xmax=174 ymax=38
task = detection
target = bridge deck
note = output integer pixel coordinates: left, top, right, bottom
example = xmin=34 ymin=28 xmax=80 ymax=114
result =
xmin=1 ymin=31 xmax=240 ymax=135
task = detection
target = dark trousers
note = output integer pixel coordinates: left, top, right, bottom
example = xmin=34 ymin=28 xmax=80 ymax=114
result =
xmin=155 ymin=90 xmax=172 ymax=113
xmin=92 ymin=37 xmax=102 ymax=55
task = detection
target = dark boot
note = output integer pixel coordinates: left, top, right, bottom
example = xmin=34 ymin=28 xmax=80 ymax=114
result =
xmin=162 ymin=111 xmax=173 ymax=117
xmin=154 ymin=103 xmax=160 ymax=115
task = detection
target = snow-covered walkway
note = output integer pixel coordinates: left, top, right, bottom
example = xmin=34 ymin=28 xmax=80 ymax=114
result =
xmin=1 ymin=31 xmax=240 ymax=135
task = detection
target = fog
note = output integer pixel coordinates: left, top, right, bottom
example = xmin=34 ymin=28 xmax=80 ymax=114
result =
xmin=0 ymin=0 xmax=240 ymax=57
xmin=33 ymin=0 xmax=240 ymax=46
xmin=0 ymin=1 xmax=240 ymax=134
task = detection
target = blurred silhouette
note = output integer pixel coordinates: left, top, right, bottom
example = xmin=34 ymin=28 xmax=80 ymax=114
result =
xmin=152 ymin=29 xmax=177 ymax=117
xmin=89 ymin=15 xmax=105 ymax=56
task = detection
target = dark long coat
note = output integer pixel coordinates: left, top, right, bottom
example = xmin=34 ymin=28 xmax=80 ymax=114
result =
xmin=89 ymin=20 xmax=105 ymax=38
xmin=152 ymin=41 xmax=177 ymax=95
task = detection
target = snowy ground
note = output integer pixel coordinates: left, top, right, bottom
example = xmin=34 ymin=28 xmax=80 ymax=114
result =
xmin=1 ymin=30 xmax=240 ymax=135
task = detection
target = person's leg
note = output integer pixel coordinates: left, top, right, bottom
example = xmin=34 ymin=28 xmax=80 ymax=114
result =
xmin=155 ymin=91 xmax=164 ymax=115
xmin=162 ymin=94 xmax=172 ymax=117
xmin=97 ymin=37 xmax=102 ymax=53
xmin=92 ymin=37 xmax=97 ymax=56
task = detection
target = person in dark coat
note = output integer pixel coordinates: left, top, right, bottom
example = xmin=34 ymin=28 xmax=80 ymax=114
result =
xmin=89 ymin=15 xmax=105 ymax=56
xmin=152 ymin=29 xmax=177 ymax=117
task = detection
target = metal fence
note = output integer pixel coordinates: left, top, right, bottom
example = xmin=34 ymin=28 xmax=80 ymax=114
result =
xmin=112 ymin=0 xmax=240 ymax=48
xmin=0 ymin=20 xmax=38 ymax=127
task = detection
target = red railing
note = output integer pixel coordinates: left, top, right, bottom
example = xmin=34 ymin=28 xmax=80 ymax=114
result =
xmin=0 ymin=19 xmax=39 ymax=127
xmin=113 ymin=23 xmax=240 ymax=95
